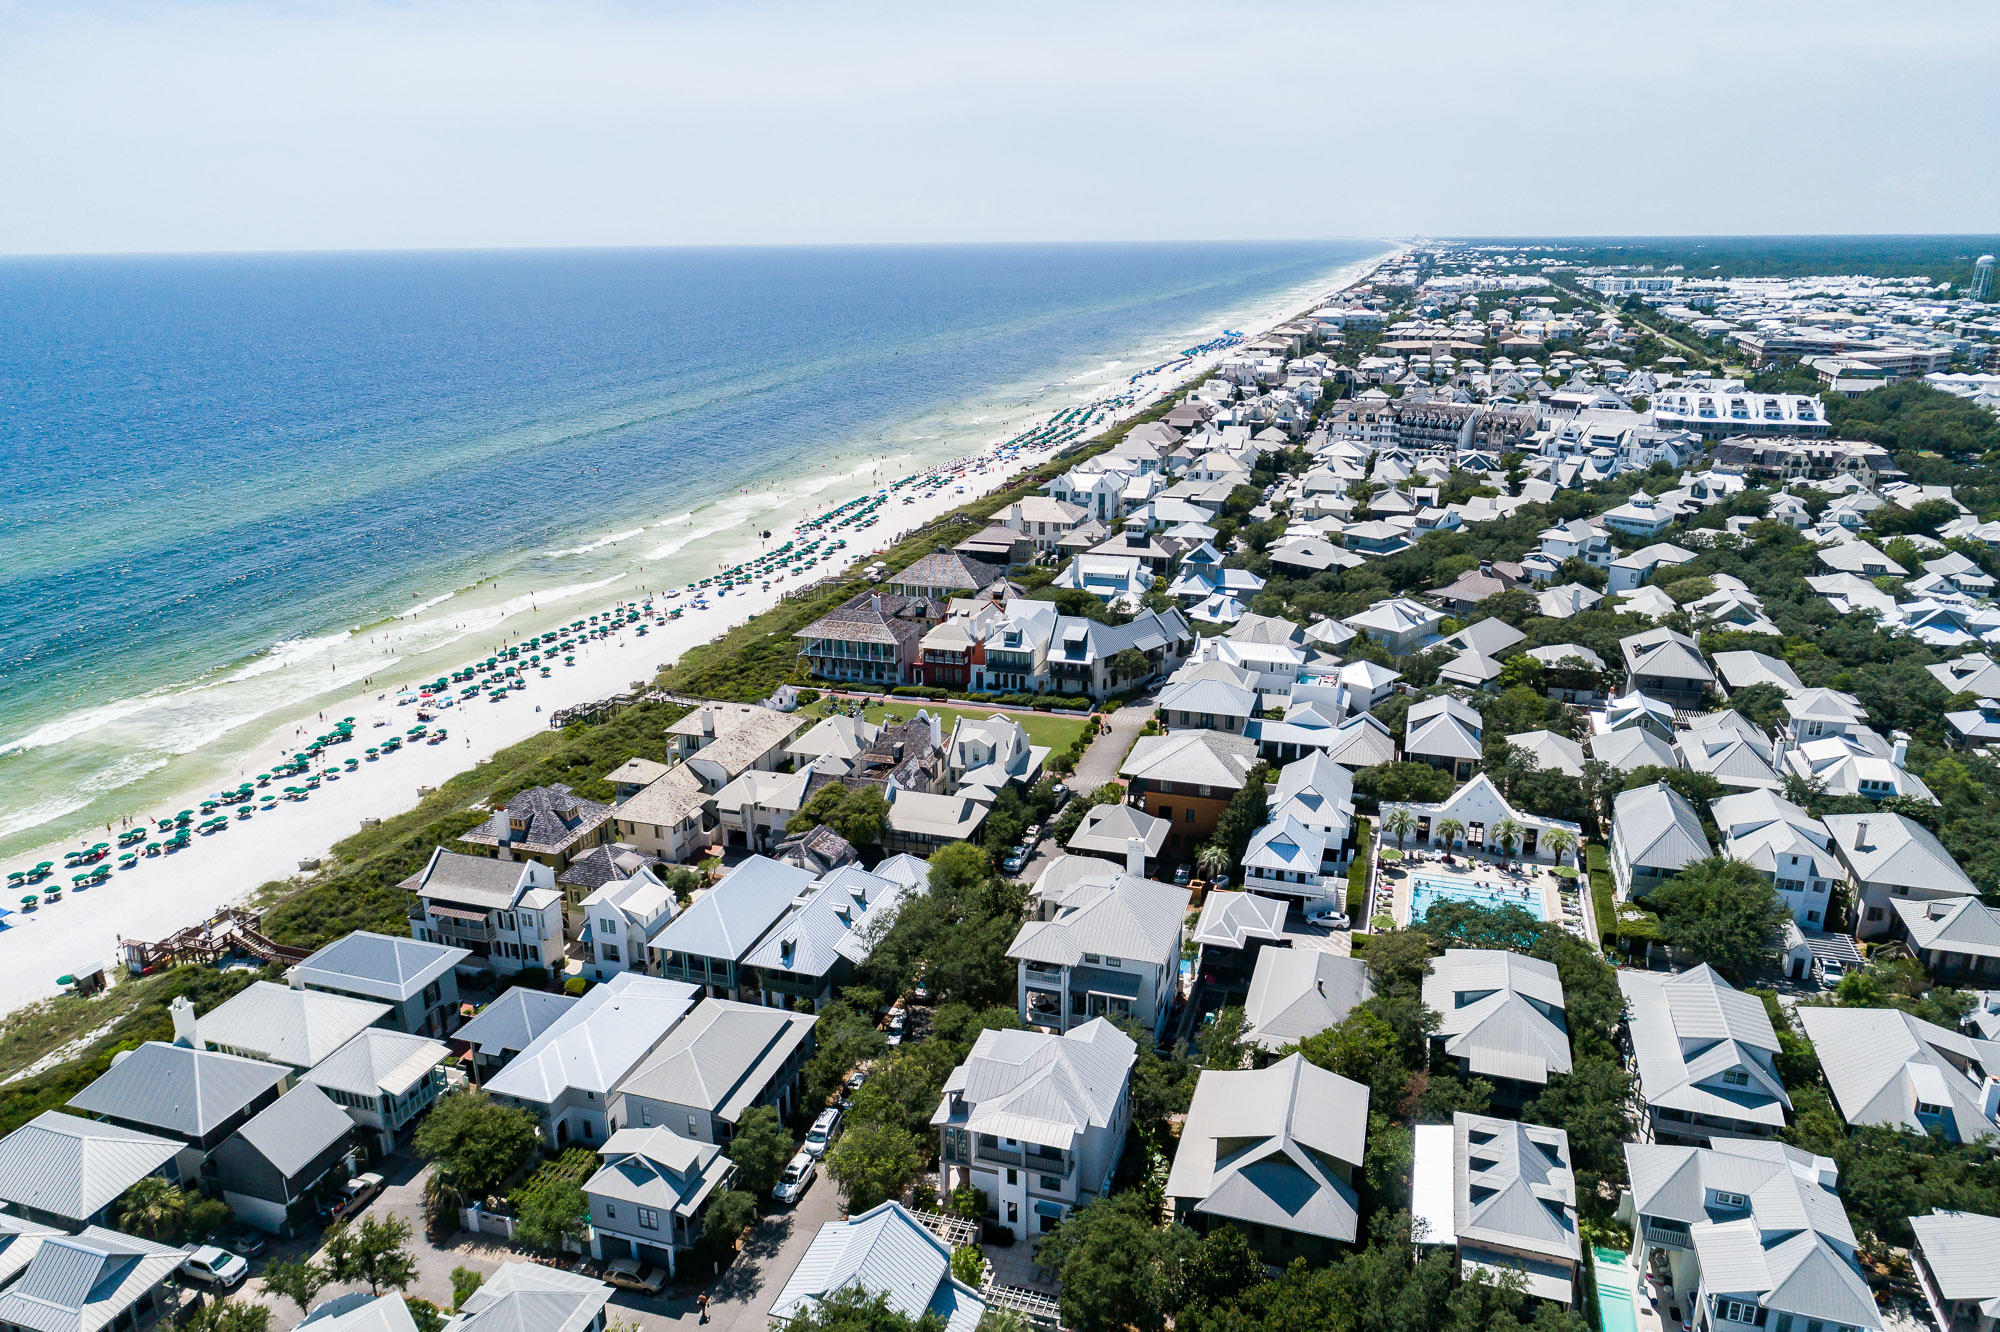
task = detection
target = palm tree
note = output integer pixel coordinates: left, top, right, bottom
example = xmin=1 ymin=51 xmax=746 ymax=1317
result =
xmin=1382 ymin=807 xmax=1416 ymax=851
xmin=115 ymin=1176 xmax=187 ymax=1241
xmin=1542 ymin=827 xmax=1578 ymax=867
xmin=1435 ymin=818 xmax=1466 ymax=850
xmin=1195 ymin=842 xmax=1232 ymax=883
xmin=1493 ymin=817 xmax=1524 ymax=857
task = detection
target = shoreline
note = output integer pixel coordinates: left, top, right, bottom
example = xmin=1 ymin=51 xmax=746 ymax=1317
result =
xmin=0 ymin=248 xmax=1394 ymax=1015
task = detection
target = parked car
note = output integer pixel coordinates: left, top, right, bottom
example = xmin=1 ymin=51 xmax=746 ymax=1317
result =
xmin=227 ymin=1230 xmax=268 ymax=1260
xmin=328 ymin=1171 xmax=385 ymax=1222
xmin=884 ymin=1009 xmax=906 ymax=1047
xmin=843 ymin=1069 xmax=869 ymax=1098
xmin=1001 ymin=847 xmax=1029 ymax=876
xmin=602 ymin=1257 xmax=667 ymax=1294
xmin=1307 ymin=901 xmax=1351 ymax=930
xmin=1173 ymin=864 xmax=1191 ymax=886
xmin=1023 ymin=823 xmax=1043 ymax=844
xmin=774 ymin=1151 xmax=817 ymax=1205
xmin=804 ymin=1106 xmax=843 ymax=1158
xmin=179 ymin=1247 xmax=248 ymax=1290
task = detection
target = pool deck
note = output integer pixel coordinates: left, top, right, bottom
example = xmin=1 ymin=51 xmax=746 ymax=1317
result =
xmin=1381 ymin=849 xmax=1596 ymax=943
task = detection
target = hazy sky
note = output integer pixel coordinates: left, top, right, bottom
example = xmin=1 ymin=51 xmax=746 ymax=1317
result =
xmin=4 ymin=0 xmax=1996 ymax=254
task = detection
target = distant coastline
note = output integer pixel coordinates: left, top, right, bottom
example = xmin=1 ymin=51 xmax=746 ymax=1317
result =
xmin=0 ymin=241 xmax=1389 ymax=862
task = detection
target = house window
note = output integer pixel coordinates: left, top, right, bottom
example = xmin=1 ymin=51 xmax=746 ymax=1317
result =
xmin=1007 ymin=1203 xmax=1018 ymax=1223
xmin=638 ymin=1207 xmax=660 ymax=1231
xmin=1714 ymin=1190 xmax=1747 ymax=1208
xmin=1715 ymin=1298 xmax=1764 ymax=1325
xmin=1866 ymin=907 xmax=1885 ymax=921
xmin=604 ymin=1203 xmax=616 ymax=1218
xmin=1040 ymin=1175 xmax=1062 ymax=1191
xmin=1721 ymin=1069 xmax=1749 ymax=1087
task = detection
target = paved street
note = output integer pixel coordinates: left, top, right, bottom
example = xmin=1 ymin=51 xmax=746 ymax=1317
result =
xmin=239 ymin=1152 xmax=846 ymax=1331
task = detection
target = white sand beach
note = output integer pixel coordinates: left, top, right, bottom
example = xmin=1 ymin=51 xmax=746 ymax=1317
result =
xmin=0 ymin=254 xmax=1390 ymax=1016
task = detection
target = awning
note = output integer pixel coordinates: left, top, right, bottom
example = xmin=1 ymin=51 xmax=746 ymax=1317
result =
xmin=1033 ymin=1200 xmax=1065 ymax=1218
xmin=428 ymin=905 xmax=489 ymax=924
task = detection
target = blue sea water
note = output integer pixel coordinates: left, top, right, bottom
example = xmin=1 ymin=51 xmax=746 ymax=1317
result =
xmin=0 ymin=240 xmax=1385 ymax=854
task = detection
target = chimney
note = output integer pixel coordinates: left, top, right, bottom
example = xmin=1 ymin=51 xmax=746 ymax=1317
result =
xmin=170 ymin=996 xmax=198 ymax=1049
xmin=1126 ymin=837 xmax=1147 ymax=876
xmin=1854 ymin=820 xmax=1870 ymax=851
xmin=701 ymin=706 xmax=715 ymax=739
xmin=1892 ymin=730 xmax=1910 ymax=768
xmin=1983 ymin=1076 xmax=2000 ymax=1124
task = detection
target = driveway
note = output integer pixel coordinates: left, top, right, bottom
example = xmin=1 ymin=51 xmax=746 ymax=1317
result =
xmin=1069 ymin=700 xmax=1156 ymax=793
xmin=244 ymin=1153 xmax=847 ymax=1331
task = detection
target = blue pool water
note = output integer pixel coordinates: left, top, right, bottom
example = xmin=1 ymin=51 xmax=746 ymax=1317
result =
xmin=1409 ymin=874 xmax=1550 ymax=922
xmin=1593 ymin=1246 xmax=1639 ymax=1332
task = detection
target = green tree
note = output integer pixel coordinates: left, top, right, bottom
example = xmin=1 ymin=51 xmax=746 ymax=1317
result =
xmin=788 ymin=784 xmax=891 ymax=849
xmin=1194 ymin=1005 xmax=1247 ymax=1071
xmin=114 ymin=1176 xmax=187 ymax=1240
xmin=729 ymin=1104 xmax=796 ymax=1199
xmin=1725 ymin=682 xmax=1791 ymax=731
xmin=1209 ymin=765 xmax=1271 ymax=871
xmin=825 ymin=1122 xmax=924 ymax=1212
xmin=404 ymin=1302 xmax=447 ymax=1332
xmin=1194 ymin=842 xmax=1232 ymax=882
xmin=1649 ymin=856 xmax=1789 ymax=980
xmin=1293 ymin=1004 xmax=1412 ymax=1109
xmin=1381 ymin=806 xmax=1416 ymax=850
xmin=1035 ymin=1194 xmax=1171 ymax=1332
xmin=323 ymin=1214 xmax=420 ymax=1296
xmin=777 ymin=1285 xmax=946 ymax=1332
xmin=413 ymin=1091 xmax=542 ymax=1200
xmin=1525 ymin=1056 xmax=1633 ymax=1196
xmin=450 ymin=1266 xmax=485 ymax=1312
xmin=951 ymin=1244 xmax=986 ymax=1286
xmin=704 ymin=1188 xmax=757 ymax=1245
xmin=182 ymin=1305 xmax=273 ymax=1332
xmin=512 ymin=1180 xmax=589 ymax=1255
xmin=1435 ymin=818 xmax=1466 ymax=849
xmin=262 ymin=1259 xmax=328 ymax=1319
xmin=1541 ymin=826 xmax=1577 ymax=867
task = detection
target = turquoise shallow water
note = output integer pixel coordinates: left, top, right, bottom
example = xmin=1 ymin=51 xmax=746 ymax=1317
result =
xmin=0 ymin=240 xmax=1386 ymax=855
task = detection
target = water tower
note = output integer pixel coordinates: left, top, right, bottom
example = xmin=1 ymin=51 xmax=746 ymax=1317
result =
xmin=1974 ymin=254 xmax=1996 ymax=301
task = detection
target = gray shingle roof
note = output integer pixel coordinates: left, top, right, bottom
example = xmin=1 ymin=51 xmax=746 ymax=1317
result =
xmin=1165 ymin=1054 xmax=1368 ymax=1243
xmin=484 ymin=973 xmax=699 ymax=1106
xmin=1008 ymin=874 xmax=1189 ymax=969
xmin=650 ymin=856 xmax=818 ymax=963
xmin=454 ymin=989 xmax=578 ymax=1059
xmin=0 ymin=1226 xmax=184 ymax=1332
xmin=302 ymin=1028 xmax=448 ymax=1100
xmin=1118 ymin=730 xmax=1258 ymax=788
xmin=415 ymin=849 xmax=536 ymax=910
xmin=196 ymin=981 xmax=390 ymax=1069
xmin=585 ymin=1126 xmax=729 ymax=1218
xmin=1423 ymin=950 xmax=1572 ymax=1085
xmin=68 ymin=1041 xmax=288 ymax=1140
xmin=1614 ymin=782 xmax=1711 ymax=872
xmin=1910 ymin=1210 xmax=2000 ymax=1310
xmin=226 ymin=1083 xmax=352 ymax=1178
xmin=1619 ymin=966 xmax=1789 ymax=1130
xmin=1243 ymin=949 xmax=1373 ymax=1051
xmin=446 ymin=1261 xmax=612 ymax=1332
xmin=1796 ymin=1006 xmax=2000 ymax=1142
xmin=932 ymin=1019 xmax=1134 ymax=1146
xmin=291 ymin=930 xmax=469 ymax=1003
xmin=460 ymin=784 xmax=611 ymax=857
xmin=0 ymin=1113 xmax=179 ymax=1225
xmin=768 ymin=1202 xmax=987 ymax=1332
xmin=1190 ymin=891 xmax=1287 ymax=952
xmin=615 ymin=999 xmax=815 ymax=1123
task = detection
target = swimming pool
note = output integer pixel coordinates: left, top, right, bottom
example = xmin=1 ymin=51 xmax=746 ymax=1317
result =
xmin=1592 ymin=1247 xmax=1639 ymax=1332
xmin=1408 ymin=874 xmax=1550 ymax=922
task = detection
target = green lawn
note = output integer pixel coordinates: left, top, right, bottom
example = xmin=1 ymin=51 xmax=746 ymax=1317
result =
xmin=801 ymin=699 xmax=1089 ymax=754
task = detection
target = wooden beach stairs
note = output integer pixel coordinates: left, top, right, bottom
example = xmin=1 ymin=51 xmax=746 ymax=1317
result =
xmin=118 ymin=908 xmax=311 ymax=975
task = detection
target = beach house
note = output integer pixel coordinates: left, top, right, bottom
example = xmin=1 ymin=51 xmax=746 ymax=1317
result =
xmin=932 ymin=1019 xmax=1135 ymax=1237
xmin=458 ymin=783 xmax=612 ymax=873
xmin=483 ymin=972 xmax=700 ymax=1148
xmin=584 ymin=1127 xmax=737 ymax=1278
xmin=1423 ymin=949 xmax=1572 ymax=1102
xmin=405 ymin=848 xmax=566 ymax=977
xmin=795 ymin=590 xmax=939 ymax=686
xmin=768 ymin=1203 xmax=989 ymax=1332
xmin=1008 ymin=869 xmax=1189 ymax=1040
xmin=1618 ymin=965 xmax=1791 ymax=1142
xmin=1411 ymin=1114 xmax=1580 ymax=1307
xmin=299 ymin=1027 xmax=451 ymax=1153
xmin=610 ymin=1000 xmax=817 ymax=1145
xmin=647 ymin=855 xmax=818 ymax=999
xmin=288 ymin=930 xmax=467 ymax=1038
xmin=1166 ymin=1055 xmax=1368 ymax=1263
xmin=1119 ymin=730 xmax=1259 ymax=860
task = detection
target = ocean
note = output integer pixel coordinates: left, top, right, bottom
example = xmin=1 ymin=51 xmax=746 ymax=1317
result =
xmin=0 ymin=240 xmax=1387 ymax=857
